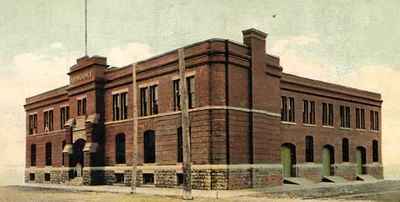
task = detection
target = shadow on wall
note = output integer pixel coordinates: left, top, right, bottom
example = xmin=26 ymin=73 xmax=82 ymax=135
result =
xmin=0 ymin=166 xmax=25 ymax=186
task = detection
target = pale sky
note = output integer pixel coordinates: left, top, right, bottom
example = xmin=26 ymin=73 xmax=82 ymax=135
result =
xmin=0 ymin=0 xmax=399 ymax=184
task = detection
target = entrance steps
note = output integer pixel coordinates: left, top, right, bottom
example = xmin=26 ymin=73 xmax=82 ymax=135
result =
xmin=322 ymin=176 xmax=348 ymax=183
xmin=357 ymin=175 xmax=378 ymax=182
xmin=66 ymin=177 xmax=83 ymax=186
xmin=284 ymin=177 xmax=315 ymax=185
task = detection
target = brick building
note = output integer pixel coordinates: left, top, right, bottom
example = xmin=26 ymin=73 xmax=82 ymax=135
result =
xmin=24 ymin=28 xmax=383 ymax=189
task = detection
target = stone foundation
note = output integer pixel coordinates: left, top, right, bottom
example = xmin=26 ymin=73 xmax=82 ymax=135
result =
xmin=366 ymin=163 xmax=384 ymax=179
xmin=335 ymin=163 xmax=357 ymax=181
xmin=25 ymin=163 xmax=383 ymax=189
xmin=253 ymin=166 xmax=283 ymax=188
xmin=296 ymin=163 xmax=322 ymax=182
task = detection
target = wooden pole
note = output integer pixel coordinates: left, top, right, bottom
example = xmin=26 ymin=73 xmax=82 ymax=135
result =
xmin=131 ymin=63 xmax=138 ymax=194
xmin=178 ymin=48 xmax=193 ymax=200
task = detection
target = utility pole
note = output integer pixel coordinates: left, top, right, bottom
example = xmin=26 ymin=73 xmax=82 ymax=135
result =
xmin=131 ymin=63 xmax=138 ymax=194
xmin=178 ymin=48 xmax=193 ymax=200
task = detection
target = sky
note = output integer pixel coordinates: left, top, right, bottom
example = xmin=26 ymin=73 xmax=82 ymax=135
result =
xmin=0 ymin=0 xmax=400 ymax=184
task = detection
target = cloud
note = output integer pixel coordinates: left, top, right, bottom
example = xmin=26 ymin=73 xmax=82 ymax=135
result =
xmin=0 ymin=42 xmax=152 ymax=185
xmin=270 ymin=34 xmax=320 ymax=55
xmin=104 ymin=42 xmax=153 ymax=67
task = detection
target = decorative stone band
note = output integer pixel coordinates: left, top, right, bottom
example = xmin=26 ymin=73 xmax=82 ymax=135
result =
xmin=294 ymin=163 xmax=323 ymax=168
xmin=26 ymin=167 xmax=73 ymax=172
xmin=26 ymin=164 xmax=283 ymax=173
xmin=105 ymin=105 xmax=281 ymax=125
xmin=333 ymin=163 xmax=357 ymax=168
xmin=364 ymin=163 xmax=383 ymax=168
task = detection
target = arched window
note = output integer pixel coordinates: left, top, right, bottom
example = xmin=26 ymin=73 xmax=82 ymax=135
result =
xmin=342 ymin=138 xmax=349 ymax=162
xmin=305 ymin=136 xmax=314 ymax=162
xmin=177 ymin=127 xmax=183 ymax=162
xmin=115 ymin=134 xmax=126 ymax=164
xmin=45 ymin=142 xmax=52 ymax=166
xmin=373 ymin=140 xmax=379 ymax=162
xmin=31 ymin=144 xmax=36 ymax=166
xmin=144 ymin=130 xmax=155 ymax=163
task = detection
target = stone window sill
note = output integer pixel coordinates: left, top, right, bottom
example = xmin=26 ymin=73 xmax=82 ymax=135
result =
xmin=281 ymin=121 xmax=296 ymax=125
xmin=303 ymin=123 xmax=316 ymax=127
xmin=322 ymin=125 xmax=334 ymax=129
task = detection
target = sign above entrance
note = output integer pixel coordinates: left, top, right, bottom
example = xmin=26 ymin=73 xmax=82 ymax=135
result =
xmin=70 ymin=71 xmax=93 ymax=84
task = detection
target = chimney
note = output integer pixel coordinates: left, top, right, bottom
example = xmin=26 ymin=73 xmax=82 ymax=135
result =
xmin=242 ymin=28 xmax=267 ymax=53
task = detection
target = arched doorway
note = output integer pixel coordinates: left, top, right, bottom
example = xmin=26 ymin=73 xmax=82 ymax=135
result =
xmin=72 ymin=139 xmax=85 ymax=178
xmin=322 ymin=145 xmax=335 ymax=176
xmin=356 ymin=146 xmax=367 ymax=175
xmin=281 ymin=143 xmax=296 ymax=178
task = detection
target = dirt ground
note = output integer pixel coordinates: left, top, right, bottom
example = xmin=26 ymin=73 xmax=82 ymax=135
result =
xmin=0 ymin=186 xmax=381 ymax=202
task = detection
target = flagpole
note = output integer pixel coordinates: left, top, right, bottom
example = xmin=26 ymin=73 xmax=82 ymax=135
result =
xmin=84 ymin=0 xmax=88 ymax=56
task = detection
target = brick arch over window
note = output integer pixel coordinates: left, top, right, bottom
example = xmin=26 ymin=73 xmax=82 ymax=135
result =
xmin=373 ymin=140 xmax=379 ymax=162
xmin=115 ymin=133 xmax=126 ymax=164
xmin=305 ymin=136 xmax=314 ymax=162
xmin=45 ymin=142 xmax=52 ymax=166
xmin=144 ymin=130 xmax=156 ymax=163
xmin=342 ymin=138 xmax=349 ymax=162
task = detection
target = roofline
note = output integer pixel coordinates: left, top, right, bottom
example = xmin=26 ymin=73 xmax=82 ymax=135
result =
xmin=281 ymin=73 xmax=382 ymax=101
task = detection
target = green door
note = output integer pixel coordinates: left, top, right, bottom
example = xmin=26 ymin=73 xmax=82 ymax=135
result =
xmin=322 ymin=147 xmax=331 ymax=176
xmin=281 ymin=146 xmax=292 ymax=177
xmin=356 ymin=147 xmax=366 ymax=175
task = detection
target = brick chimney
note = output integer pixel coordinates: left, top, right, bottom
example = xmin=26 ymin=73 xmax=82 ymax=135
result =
xmin=242 ymin=28 xmax=282 ymax=165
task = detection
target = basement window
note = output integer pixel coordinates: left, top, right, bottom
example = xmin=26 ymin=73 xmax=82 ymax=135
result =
xmin=29 ymin=173 xmax=35 ymax=181
xmin=176 ymin=173 xmax=184 ymax=186
xmin=44 ymin=173 xmax=51 ymax=182
xmin=142 ymin=173 xmax=154 ymax=185
xmin=115 ymin=173 xmax=125 ymax=184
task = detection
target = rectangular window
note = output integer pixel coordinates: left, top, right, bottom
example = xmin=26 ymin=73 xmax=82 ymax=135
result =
xmin=173 ymin=77 xmax=195 ymax=111
xmin=281 ymin=96 xmax=288 ymax=121
xmin=77 ymin=97 xmax=87 ymax=116
xmin=82 ymin=98 xmax=87 ymax=115
xmin=29 ymin=173 xmax=35 ymax=181
xmin=177 ymin=128 xmax=183 ymax=163
xmin=173 ymin=79 xmax=181 ymax=111
xmin=340 ymin=106 xmax=351 ymax=128
xmin=140 ymin=87 xmax=148 ymax=116
xmin=328 ymin=104 xmax=334 ymax=126
xmin=77 ymin=99 xmax=82 ymax=116
xmin=149 ymin=85 xmax=158 ymax=115
xmin=30 ymin=144 xmax=36 ymax=166
xmin=303 ymin=100 xmax=309 ymax=124
xmin=142 ymin=173 xmax=154 ymax=185
xmin=356 ymin=108 xmax=365 ymax=129
xmin=121 ymin=92 xmax=128 ymax=119
xmin=370 ymin=110 xmax=380 ymax=131
xmin=281 ymin=96 xmax=295 ymax=122
xmin=305 ymin=136 xmax=314 ymax=162
xmin=187 ymin=76 xmax=195 ymax=109
xmin=115 ymin=173 xmax=125 ymax=184
xmin=28 ymin=114 xmax=38 ymax=134
xmin=44 ymin=173 xmax=50 ymax=181
xmin=60 ymin=106 xmax=69 ymax=129
xmin=44 ymin=110 xmax=54 ymax=131
xmin=45 ymin=143 xmax=52 ymax=166
xmin=303 ymin=100 xmax=315 ymax=124
xmin=112 ymin=92 xmax=128 ymax=121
